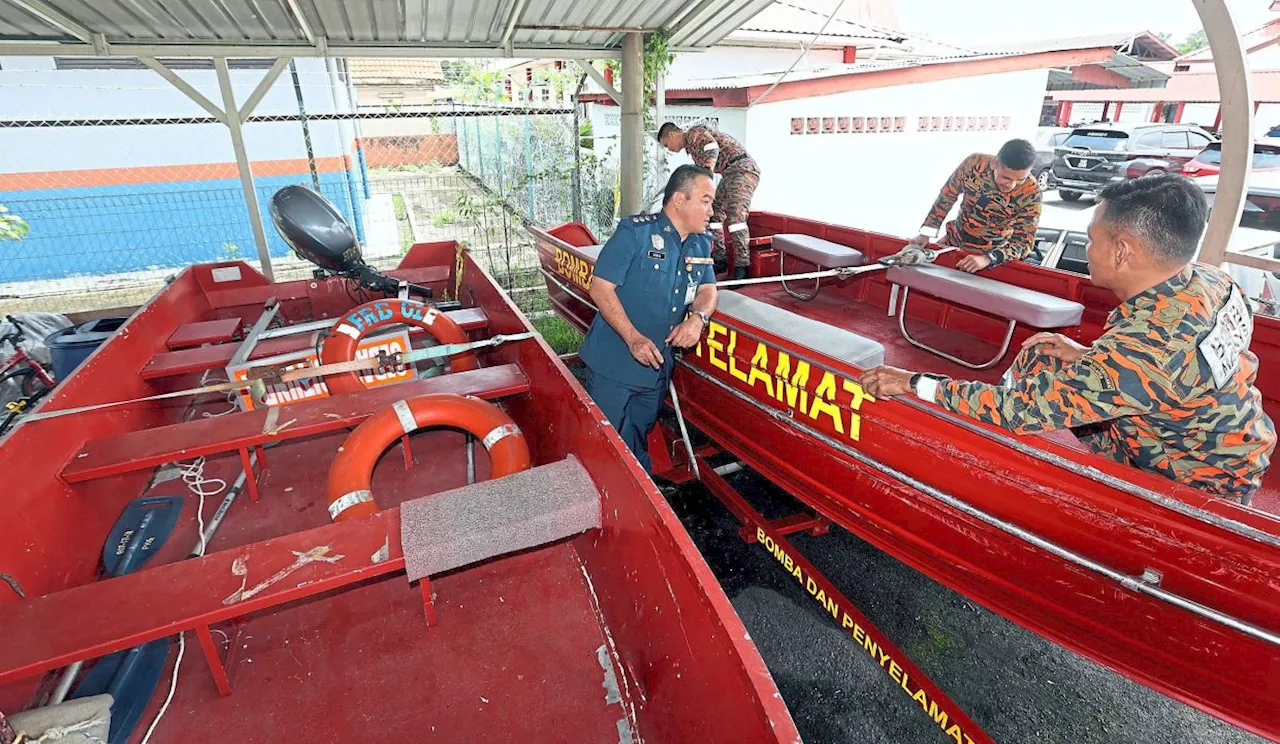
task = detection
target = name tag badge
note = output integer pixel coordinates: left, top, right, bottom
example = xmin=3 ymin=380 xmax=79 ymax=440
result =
xmin=684 ymin=281 xmax=697 ymax=304
xmin=1198 ymin=285 xmax=1253 ymax=387
xmin=648 ymin=250 xmax=666 ymax=260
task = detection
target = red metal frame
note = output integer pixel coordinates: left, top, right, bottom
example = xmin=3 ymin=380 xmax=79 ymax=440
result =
xmin=667 ymin=443 xmax=994 ymax=744
xmin=532 ymin=215 xmax=1280 ymax=740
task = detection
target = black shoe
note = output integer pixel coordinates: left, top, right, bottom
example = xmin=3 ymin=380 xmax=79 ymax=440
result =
xmin=731 ymin=266 xmax=749 ymax=281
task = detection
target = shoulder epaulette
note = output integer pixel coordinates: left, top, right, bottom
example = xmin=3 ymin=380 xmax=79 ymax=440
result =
xmin=626 ymin=213 xmax=659 ymax=224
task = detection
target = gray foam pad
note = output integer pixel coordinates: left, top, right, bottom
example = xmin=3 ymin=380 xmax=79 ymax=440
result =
xmin=401 ymin=455 xmax=602 ymax=582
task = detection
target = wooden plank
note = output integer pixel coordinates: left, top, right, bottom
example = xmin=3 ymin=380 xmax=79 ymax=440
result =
xmin=62 ymin=364 xmax=528 ymax=483
xmin=0 ymin=508 xmax=404 ymax=685
xmin=141 ymin=308 xmax=490 ymax=380
xmin=166 ymin=318 xmax=244 ymax=350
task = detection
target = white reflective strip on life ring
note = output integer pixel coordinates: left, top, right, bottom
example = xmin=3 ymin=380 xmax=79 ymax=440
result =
xmin=482 ymin=423 xmax=521 ymax=450
xmin=392 ymin=400 xmax=417 ymax=434
xmin=329 ymin=489 xmax=373 ymax=519
xmin=728 ymin=222 xmax=749 ymax=233
xmin=335 ymin=324 xmax=361 ymax=340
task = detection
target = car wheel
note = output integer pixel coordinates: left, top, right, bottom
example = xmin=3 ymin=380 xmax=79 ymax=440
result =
xmin=1036 ymin=170 xmax=1052 ymax=190
xmin=1059 ymin=190 xmax=1081 ymax=202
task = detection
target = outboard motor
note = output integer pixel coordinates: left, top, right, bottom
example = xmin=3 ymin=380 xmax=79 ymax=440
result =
xmin=268 ymin=185 xmax=433 ymax=300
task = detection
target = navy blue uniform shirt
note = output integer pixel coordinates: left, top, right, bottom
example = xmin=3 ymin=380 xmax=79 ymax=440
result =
xmin=579 ymin=211 xmax=715 ymax=388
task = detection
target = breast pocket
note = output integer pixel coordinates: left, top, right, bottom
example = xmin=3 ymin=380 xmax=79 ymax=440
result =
xmin=641 ymin=258 xmax=674 ymax=294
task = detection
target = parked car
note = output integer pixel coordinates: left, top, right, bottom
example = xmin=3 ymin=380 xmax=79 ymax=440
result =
xmin=1029 ymin=204 xmax=1279 ymax=316
xmin=1032 ymin=127 xmax=1072 ymax=190
xmin=1051 ymin=123 xmax=1218 ymax=201
xmin=1179 ymin=139 xmax=1280 ymax=177
xmin=1195 ymin=170 xmax=1280 ymax=228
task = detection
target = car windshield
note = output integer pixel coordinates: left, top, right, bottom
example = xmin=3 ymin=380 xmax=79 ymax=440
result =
xmin=1062 ymin=130 xmax=1129 ymax=151
xmin=1195 ymin=142 xmax=1280 ymax=168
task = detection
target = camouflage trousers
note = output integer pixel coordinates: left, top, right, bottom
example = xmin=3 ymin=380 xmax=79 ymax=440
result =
xmin=711 ymin=168 xmax=760 ymax=269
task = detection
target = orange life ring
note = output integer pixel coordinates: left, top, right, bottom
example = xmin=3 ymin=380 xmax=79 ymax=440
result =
xmin=325 ymin=393 xmax=532 ymax=522
xmin=320 ymin=299 xmax=479 ymax=395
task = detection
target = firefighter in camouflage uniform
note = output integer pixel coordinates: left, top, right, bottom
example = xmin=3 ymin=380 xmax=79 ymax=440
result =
xmin=862 ymin=173 xmax=1275 ymax=504
xmin=659 ymin=122 xmax=760 ymax=280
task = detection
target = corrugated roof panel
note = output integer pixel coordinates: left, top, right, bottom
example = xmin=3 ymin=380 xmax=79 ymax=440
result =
xmin=0 ymin=0 xmax=765 ymax=52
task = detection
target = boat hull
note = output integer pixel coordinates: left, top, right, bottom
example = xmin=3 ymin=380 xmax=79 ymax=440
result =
xmin=0 ymin=242 xmax=800 ymax=742
xmin=533 ymin=216 xmax=1280 ymax=740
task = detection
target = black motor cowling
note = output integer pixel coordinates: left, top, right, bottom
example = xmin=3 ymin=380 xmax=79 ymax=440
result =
xmin=267 ymin=185 xmax=430 ymax=298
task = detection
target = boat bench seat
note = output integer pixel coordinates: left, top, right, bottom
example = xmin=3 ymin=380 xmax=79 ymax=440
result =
xmin=771 ymin=234 xmax=868 ymax=301
xmin=772 ymin=234 xmax=867 ymax=269
xmin=886 ymin=265 xmax=1084 ymax=328
xmin=884 ymin=264 xmax=1085 ymax=369
xmin=717 ymin=290 xmax=885 ymax=369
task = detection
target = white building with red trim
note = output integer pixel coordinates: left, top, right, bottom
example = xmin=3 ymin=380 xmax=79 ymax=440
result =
xmin=580 ymin=6 xmax=1113 ymax=234
xmin=1049 ymin=17 xmax=1280 ymax=133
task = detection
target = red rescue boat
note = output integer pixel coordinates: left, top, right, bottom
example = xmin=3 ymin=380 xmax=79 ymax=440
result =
xmin=532 ymin=214 xmax=1280 ymax=740
xmin=0 ymin=190 xmax=800 ymax=743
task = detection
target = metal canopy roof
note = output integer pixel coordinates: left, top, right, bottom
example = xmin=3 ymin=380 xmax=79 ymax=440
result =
xmin=0 ymin=0 xmax=773 ymax=57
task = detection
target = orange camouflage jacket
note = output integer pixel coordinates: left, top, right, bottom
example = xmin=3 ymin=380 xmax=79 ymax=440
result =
xmin=931 ymin=266 xmax=1276 ymax=501
xmin=923 ymin=153 xmax=1042 ymax=266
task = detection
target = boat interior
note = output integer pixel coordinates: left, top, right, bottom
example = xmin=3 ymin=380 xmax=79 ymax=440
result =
xmin=0 ymin=240 xmax=794 ymax=741
xmin=547 ymin=211 xmax=1280 ymax=519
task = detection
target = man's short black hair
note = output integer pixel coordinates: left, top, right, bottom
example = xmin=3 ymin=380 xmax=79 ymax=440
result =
xmin=657 ymin=122 xmax=682 ymax=142
xmin=996 ymin=138 xmax=1037 ymax=171
xmin=663 ymin=164 xmax=713 ymax=205
xmin=1098 ymin=172 xmax=1208 ymax=264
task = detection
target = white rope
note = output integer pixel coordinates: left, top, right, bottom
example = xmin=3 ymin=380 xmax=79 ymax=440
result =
xmin=668 ymin=380 xmax=700 ymax=481
xmin=176 ymin=457 xmax=227 ymax=558
xmin=138 ymin=633 xmax=184 ymax=744
xmin=18 ymin=716 xmax=108 ymax=743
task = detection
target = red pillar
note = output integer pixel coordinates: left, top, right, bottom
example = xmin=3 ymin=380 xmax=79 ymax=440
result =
xmin=1101 ymin=102 xmax=1111 ymax=121
xmin=842 ymin=46 xmax=857 ymax=63
xmin=1112 ymin=102 xmax=1124 ymax=121
xmin=1174 ymin=102 xmax=1186 ymax=123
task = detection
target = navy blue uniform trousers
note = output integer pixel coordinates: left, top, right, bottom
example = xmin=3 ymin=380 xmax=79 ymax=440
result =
xmin=584 ymin=365 xmax=667 ymax=473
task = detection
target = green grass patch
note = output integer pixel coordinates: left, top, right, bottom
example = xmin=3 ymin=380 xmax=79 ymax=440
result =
xmin=392 ymin=194 xmax=414 ymax=254
xmin=532 ymin=315 xmax=582 ymax=355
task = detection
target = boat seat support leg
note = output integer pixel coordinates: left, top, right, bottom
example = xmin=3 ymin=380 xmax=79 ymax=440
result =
xmin=896 ymin=287 xmax=1017 ymax=370
xmin=238 ymin=447 xmax=262 ymax=503
xmin=420 ymin=579 xmax=438 ymax=627
xmin=781 ymin=254 xmax=820 ymax=301
xmin=401 ymin=435 xmax=413 ymax=471
xmin=195 ymin=624 xmax=233 ymax=697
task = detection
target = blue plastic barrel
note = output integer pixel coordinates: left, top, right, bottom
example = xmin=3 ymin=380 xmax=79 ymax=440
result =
xmin=46 ymin=317 xmax=128 ymax=382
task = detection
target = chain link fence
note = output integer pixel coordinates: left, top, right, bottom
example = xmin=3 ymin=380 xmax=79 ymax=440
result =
xmin=0 ymin=60 xmax=629 ymax=345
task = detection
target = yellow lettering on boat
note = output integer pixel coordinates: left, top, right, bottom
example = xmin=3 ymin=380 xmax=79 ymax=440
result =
xmin=553 ymin=247 xmax=593 ymax=292
xmin=749 ymin=525 xmax=973 ymax=744
xmin=727 ymin=330 xmax=749 ymax=383
xmin=747 ymin=342 xmax=774 ymax=396
xmin=704 ymin=322 xmax=728 ymax=372
xmin=808 ymin=371 xmax=843 ymax=435
xmin=696 ymin=331 xmax=875 ymax=442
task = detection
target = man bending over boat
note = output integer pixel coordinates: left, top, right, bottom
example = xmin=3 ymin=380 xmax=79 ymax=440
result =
xmin=580 ymin=165 xmax=719 ymax=474
xmin=862 ymin=173 xmax=1276 ymax=503
xmin=908 ymin=139 xmax=1042 ymax=273
xmin=659 ymin=121 xmax=760 ymax=280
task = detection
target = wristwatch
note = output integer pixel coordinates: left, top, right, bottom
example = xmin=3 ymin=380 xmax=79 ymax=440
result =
xmin=909 ymin=372 xmax=943 ymax=402
xmin=692 ymin=310 xmax=711 ymax=327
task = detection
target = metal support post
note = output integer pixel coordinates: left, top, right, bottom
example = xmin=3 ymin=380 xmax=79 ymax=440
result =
xmin=215 ymin=58 xmax=276 ymax=282
xmin=620 ymin=32 xmax=645 ymax=216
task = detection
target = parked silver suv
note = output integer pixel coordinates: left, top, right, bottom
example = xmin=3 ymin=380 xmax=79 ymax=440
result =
xmin=1051 ymin=123 xmax=1218 ymax=201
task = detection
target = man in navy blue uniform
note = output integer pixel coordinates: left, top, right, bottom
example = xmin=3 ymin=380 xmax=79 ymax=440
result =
xmin=580 ymin=165 xmax=720 ymax=473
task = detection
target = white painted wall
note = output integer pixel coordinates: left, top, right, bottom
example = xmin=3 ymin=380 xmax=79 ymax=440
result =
xmin=745 ymin=67 xmax=1051 ymax=236
xmin=1180 ymin=102 xmax=1219 ymax=128
xmin=0 ymin=57 xmax=355 ymax=176
xmin=1117 ymin=102 xmax=1155 ymax=123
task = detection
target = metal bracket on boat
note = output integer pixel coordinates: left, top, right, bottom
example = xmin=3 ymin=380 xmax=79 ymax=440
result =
xmin=18 ymin=333 xmax=539 ymax=423
xmin=877 ymin=245 xmax=954 ymax=267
